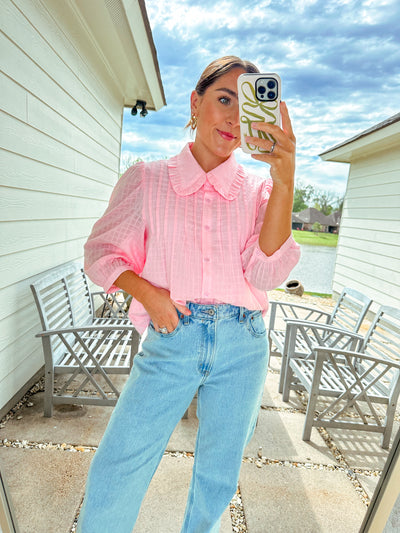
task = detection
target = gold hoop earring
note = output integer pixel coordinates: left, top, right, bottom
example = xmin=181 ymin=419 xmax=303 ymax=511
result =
xmin=190 ymin=114 xmax=198 ymax=130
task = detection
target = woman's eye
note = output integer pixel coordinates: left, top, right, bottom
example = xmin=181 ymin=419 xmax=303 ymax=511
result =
xmin=219 ymin=96 xmax=231 ymax=105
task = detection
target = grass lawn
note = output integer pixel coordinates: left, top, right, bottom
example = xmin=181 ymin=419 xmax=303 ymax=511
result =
xmin=292 ymin=230 xmax=338 ymax=247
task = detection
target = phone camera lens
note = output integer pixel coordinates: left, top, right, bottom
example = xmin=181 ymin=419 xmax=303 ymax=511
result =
xmin=258 ymin=86 xmax=266 ymax=94
xmin=267 ymin=91 xmax=276 ymax=99
xmin=267 ymin=80 xmax=276 ymax=89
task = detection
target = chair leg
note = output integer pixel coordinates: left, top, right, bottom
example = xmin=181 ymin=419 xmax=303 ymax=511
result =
xmin=282 ymin=363 xmax=294 ymax=402
xmin=302 ymin=391 xmax=319 ymax=441
xmin=278 ymin=351 xmax=287 ymax=394
xmin=302 ymin=358 xmax=324 ymax=441
xmin=44 ymin=367 xmax=54 ymax=418
xmin=381 ymin=402 xmax=397 ymax=449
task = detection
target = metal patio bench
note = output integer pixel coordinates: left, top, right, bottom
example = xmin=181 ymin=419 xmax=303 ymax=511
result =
xmin=283 ymin=306 xmax=400 ymax=449
xmin=31 ymin=261 xmax=139 ymax=417
xmin=268 ymin=287 xmax=372 ymax=393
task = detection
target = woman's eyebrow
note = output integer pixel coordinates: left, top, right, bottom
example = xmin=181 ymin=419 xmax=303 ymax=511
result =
xmin=216 ymin=88 xmax=238 ymax=99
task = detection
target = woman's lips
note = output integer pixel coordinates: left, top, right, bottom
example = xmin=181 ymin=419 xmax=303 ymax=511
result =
xmin=217 ymin=129 xmax=236 ymax=141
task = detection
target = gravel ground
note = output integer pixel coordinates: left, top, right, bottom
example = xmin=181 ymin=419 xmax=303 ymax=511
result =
xmin=268 ymin=288 xmax=336 ymax=310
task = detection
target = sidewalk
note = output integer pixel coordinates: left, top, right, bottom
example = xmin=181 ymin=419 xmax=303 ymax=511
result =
xmin=0 ymin=291 xmax=397 ymax=532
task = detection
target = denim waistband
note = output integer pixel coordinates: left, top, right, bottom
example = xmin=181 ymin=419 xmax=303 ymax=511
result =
xmin=185 ymin=302 xmax=252 ymax=322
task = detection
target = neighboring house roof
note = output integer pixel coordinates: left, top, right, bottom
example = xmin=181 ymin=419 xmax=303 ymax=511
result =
xmin=319 ymin=113 xmax=400 ymax=163
xmin=325 ymin=211 xmax=341 ymax=227
xmin=293 ymin=207 xmax=332 ymax=225
xmin=292 ymin=213 xmax=304 ymax=223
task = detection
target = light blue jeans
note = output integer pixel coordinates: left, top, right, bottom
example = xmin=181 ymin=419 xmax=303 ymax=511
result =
xmin=77 ymin=303 xmax=269 ymax=533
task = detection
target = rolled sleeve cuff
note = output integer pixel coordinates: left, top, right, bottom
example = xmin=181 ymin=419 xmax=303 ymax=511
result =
xmin=85 ymin=258 xmax=137 ymax=294
xmin=244 ymin=235 xmax=301 ymax=291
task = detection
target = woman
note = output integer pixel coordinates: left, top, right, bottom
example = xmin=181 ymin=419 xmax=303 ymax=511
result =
xmin=77 ymin=56 xmax=300 ymax=533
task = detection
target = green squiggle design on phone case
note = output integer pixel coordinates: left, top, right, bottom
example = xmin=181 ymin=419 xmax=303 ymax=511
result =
xmin=240 ymin=81 xmax=278 ymax=152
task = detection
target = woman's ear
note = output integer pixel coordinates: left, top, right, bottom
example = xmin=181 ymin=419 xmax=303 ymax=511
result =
xmin=190 ymin=90 xmax=201 ymax=116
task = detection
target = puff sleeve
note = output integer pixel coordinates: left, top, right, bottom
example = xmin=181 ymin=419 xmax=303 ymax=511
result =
xmin=241 ymin=179 xmax=301 ymax=291
xmin=84 ymin=163 xmax=146 ymax=293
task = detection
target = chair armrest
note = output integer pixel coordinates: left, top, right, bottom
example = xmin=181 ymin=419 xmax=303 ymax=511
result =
xmin=91 ymin=290 xmax=132 ymax=319
xmin=284 ymin=321 xmax=364 ymax=356
xmin=36 ymin=324 xmax=137 ymax=338
xmin=313 ymin=346 xmax=400 ymax=370
xmin=285 ymin=321 xmax=364 ymax=341
xmin=268 ymin=300 xmax=331 ymax=330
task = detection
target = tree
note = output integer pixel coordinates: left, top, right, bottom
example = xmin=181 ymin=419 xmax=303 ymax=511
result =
xmin=312 ymin=221 xmax=322 ymax=234
xmin=313 ymin=189 xmax=344 ymax=216
xmin=293 ymin=182 xmax=344 ymax=215
xmin=293 ymin=182 xmax=315 ymax=212
xmin=335 ymin=195 xmax=344 ymax=214
xmin=313 ymin=192 xmax=335 ymax=215
xmin=120 ymin=153 xmax=143 ymax=176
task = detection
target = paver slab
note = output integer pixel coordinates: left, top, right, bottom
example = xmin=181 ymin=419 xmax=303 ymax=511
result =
xmin=356 ymin=472 xmax=381 ymax=500
xmin=325 ymin=423 xmax=399 ymax=470
xmin=244 ymin=409 xmax=337 ymax=465
xmin=239 ymin=462 xmax=367 ymax=533
xmin=261 ymin=369 xmax=305 ymax=411
xmin=0 ymin=392 xmax=111 ymax=447
xmin=134 ymin=454 xmax=232 ymax=532
xmin=166 ymin=402 xmax=198 ymax=453
xmin=0 ymin=446 xmax=91 ymax=533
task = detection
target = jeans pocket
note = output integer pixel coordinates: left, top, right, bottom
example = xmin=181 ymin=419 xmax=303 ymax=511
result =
xmin=245 ymin=311 xmax=267 ymax=338
xmin=149 ymin=317 xmax=183 ymax=338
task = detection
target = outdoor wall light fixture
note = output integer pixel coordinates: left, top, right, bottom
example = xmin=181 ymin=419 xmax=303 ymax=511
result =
xmin=131 ymin=100 xmax=148 ymax=117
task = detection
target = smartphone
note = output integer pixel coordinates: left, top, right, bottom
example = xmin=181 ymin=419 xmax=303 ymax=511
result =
xmin=237 ymin=73 xmax=281 ymax=154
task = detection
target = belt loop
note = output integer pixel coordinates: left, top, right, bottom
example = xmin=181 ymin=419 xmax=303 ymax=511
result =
xmin=239 ymin=306 xmax=246 ymax=323
xmin=183 ymin=302 xmax=191 ymax=325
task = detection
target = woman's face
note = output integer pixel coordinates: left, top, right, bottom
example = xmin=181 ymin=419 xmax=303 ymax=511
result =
xmin=190 ymin=67 xmax=245 ymax=172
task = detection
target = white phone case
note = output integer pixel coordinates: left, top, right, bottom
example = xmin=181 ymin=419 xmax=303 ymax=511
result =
xmin=237 ymin=73 xmax=281 ymax=154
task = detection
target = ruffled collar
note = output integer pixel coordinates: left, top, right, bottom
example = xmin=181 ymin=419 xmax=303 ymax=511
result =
xmin=167 ymin=143 xmax=246 ymax=200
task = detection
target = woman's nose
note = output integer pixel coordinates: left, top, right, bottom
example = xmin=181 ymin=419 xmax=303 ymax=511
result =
xmin=227 ymin=105 xmax=240 ymax=127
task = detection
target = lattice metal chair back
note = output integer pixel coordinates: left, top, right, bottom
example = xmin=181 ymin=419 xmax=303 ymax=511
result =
xmin=31 ymin=262 xmax=138 ymax=416
xmin=269 ymin=287 xmax=372 ymax=393
xmin=286 ymin=305 xmax=400 ymax=448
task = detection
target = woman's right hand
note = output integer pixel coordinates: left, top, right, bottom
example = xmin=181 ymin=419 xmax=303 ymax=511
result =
xmin=114 ymin=271 xmax=191 ymax=334
xmin=141 ymin=285 xmax=191 ymax=333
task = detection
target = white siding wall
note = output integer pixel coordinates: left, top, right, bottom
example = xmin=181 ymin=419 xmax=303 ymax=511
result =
xmin=332 ymin=144 xmax=400 ymax=310
xmin=0 ymin=0 xmax=124 ymax=413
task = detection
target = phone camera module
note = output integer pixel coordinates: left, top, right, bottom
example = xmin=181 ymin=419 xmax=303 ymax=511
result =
xmin=256 ymin=77 xmax=278 ymax=102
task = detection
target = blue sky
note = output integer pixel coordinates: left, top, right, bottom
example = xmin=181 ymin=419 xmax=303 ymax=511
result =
xmin=121 ymin=0 xmax=400 ymax=197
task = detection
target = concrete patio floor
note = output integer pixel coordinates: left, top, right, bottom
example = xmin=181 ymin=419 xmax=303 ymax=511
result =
xmin=0 ymin=292 xmax=398 ymax=532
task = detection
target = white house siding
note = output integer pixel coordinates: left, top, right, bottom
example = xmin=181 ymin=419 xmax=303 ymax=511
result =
xmin=0 ymin=0 xmax=125 ymax=414
xmin=332 ymin=143 xmax=400 ymax=310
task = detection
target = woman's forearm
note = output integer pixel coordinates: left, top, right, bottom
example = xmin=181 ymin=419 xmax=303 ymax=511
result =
xmin=114 ymin=270 xmax=191 ymax=331
xmin=258 ymin=183 xmax=294 ymax=256
xmin=114 ymin=270 xmax=156 ymax=305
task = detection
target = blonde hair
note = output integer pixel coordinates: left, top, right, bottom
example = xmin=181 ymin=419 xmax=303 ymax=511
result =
xmin=186 ymin=56 xmax=259 ymax=129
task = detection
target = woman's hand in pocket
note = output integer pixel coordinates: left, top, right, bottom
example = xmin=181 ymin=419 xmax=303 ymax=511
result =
xmin=142 ymin=286 xmax=191 ymax=333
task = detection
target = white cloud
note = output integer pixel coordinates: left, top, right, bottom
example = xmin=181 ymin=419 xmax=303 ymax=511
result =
xmin=121 ymin=0 xmax=400 ymax=197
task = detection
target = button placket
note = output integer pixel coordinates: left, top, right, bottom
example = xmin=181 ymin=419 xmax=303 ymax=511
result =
xmin=201 ymin=188 xmax=214 ymax=298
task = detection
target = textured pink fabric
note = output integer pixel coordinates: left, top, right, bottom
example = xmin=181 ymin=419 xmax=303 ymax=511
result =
xmin=84 ymin=143 xmax=300 ymax=333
